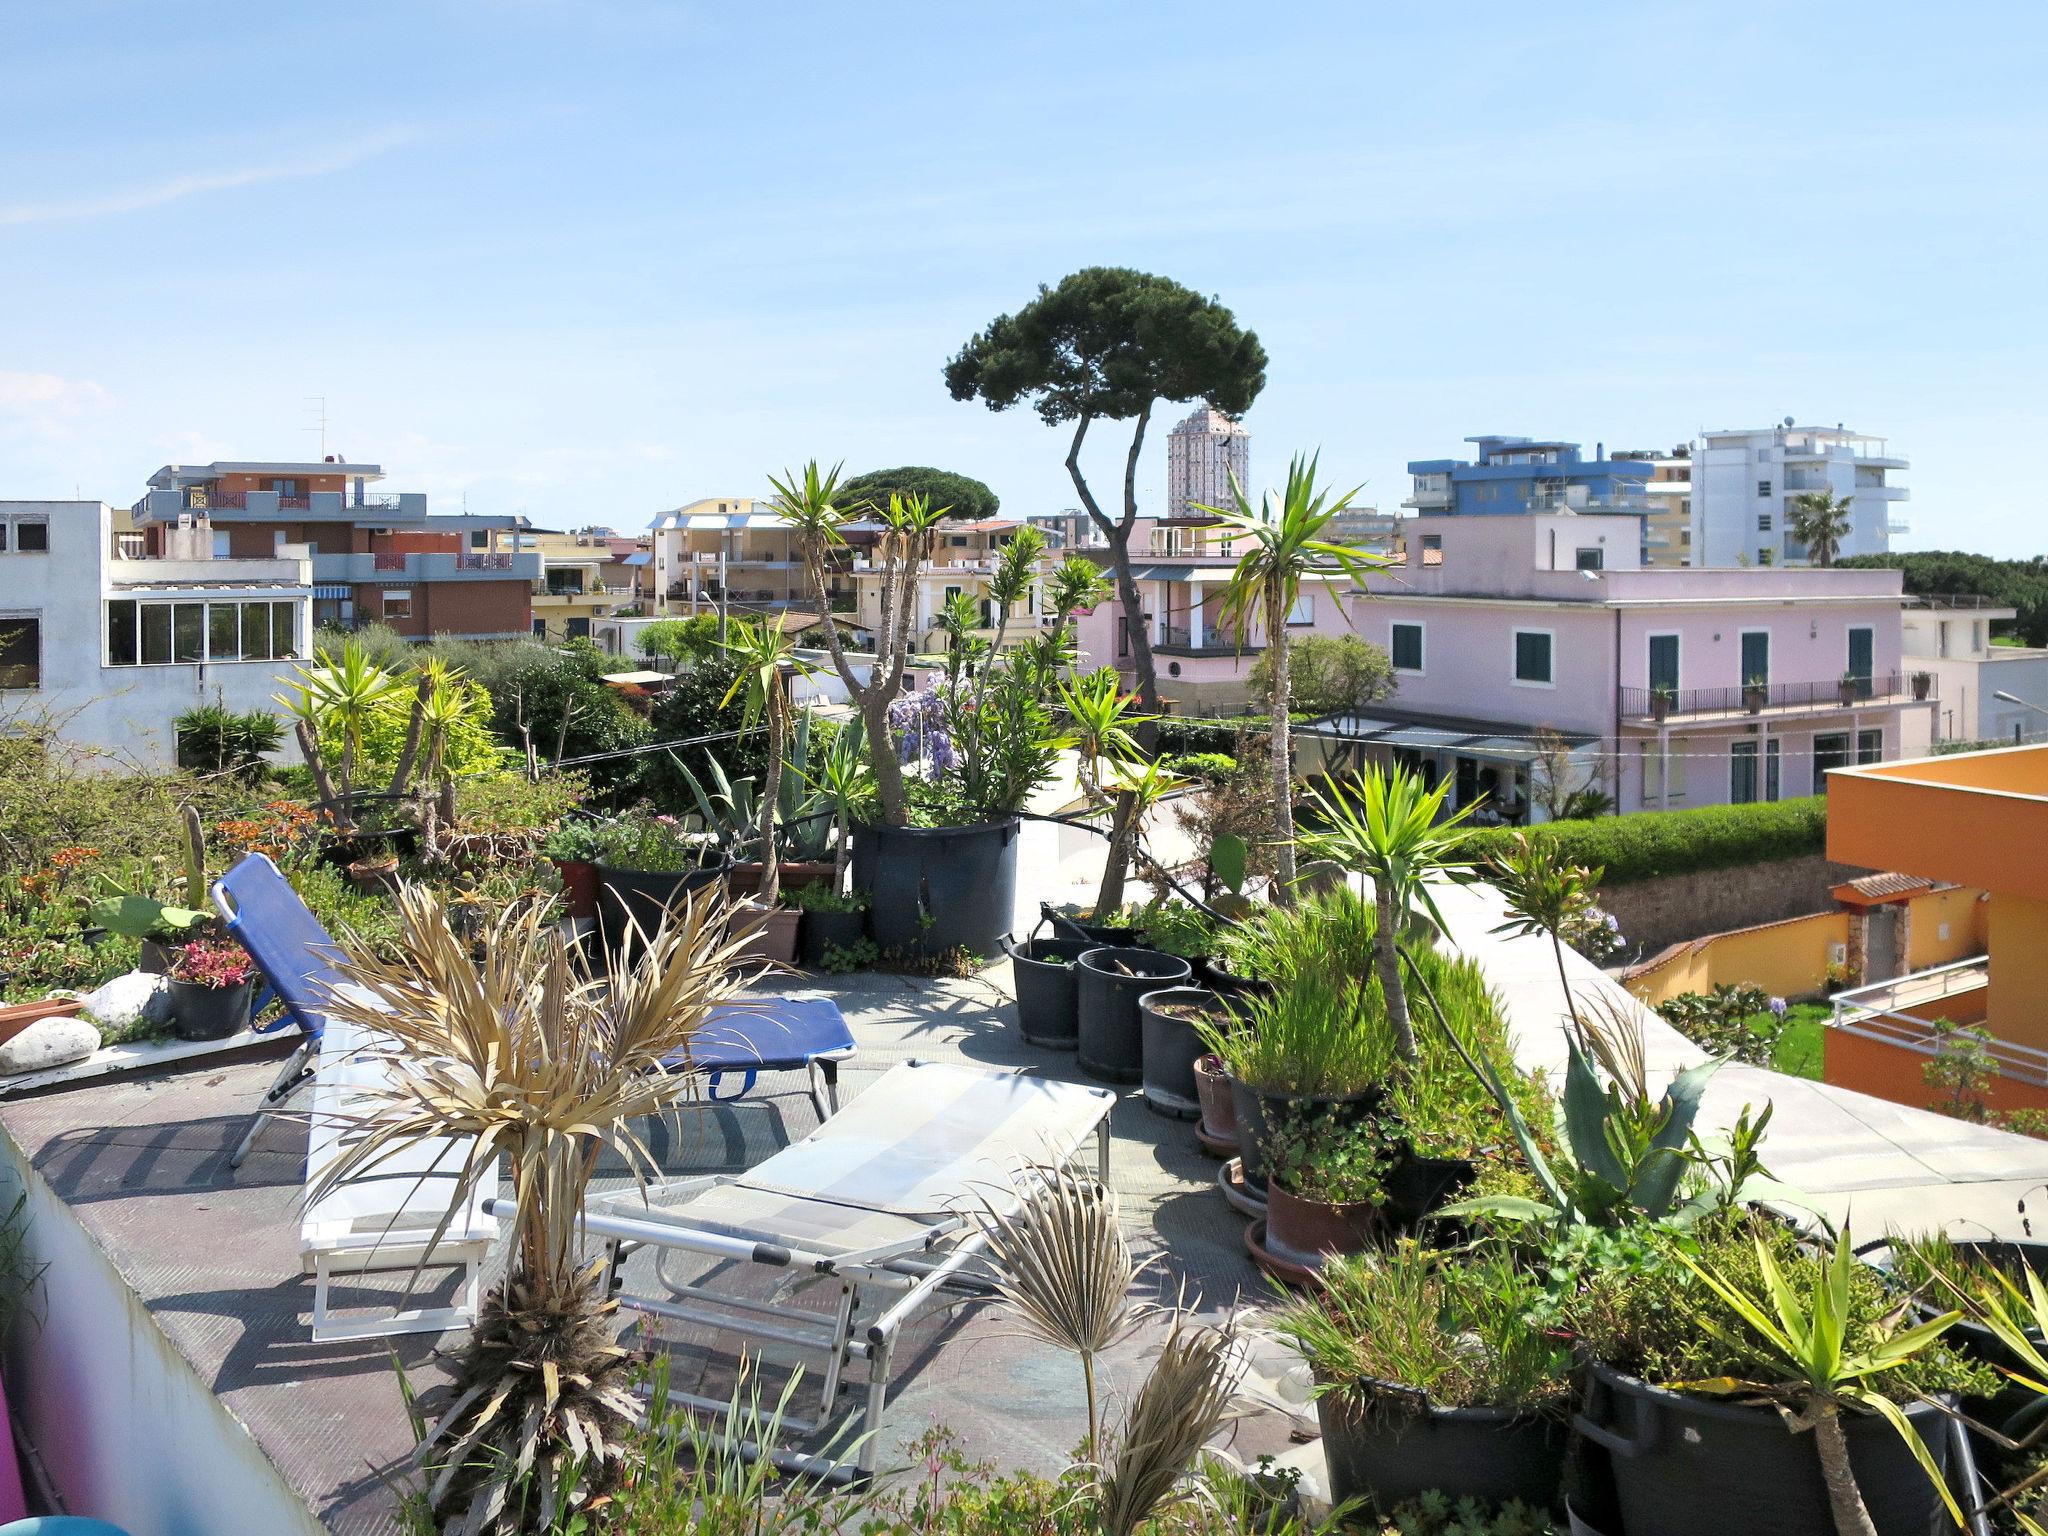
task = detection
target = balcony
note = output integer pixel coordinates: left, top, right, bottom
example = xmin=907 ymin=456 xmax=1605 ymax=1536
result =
xmin=315 ymin=550 xmax=542 ymax=584
xmin=1155 ymin=623 xmax=1258 ymax=658
xmin=133 ymin=488 xmax=429 ymax=523
xmin=1620 ymin=671 xmax=1931 ymax=723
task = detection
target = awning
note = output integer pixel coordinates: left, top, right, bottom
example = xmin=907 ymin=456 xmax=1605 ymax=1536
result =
xmin=1306 ymin=712 xmax=1593 ymax=767
xmin=312 ymin=585 xmax=351 ymax=599
xmin=602 ymin=670 xmax=673 ymax=687
xmin=620 ymin=552 xmax=651 ymax=567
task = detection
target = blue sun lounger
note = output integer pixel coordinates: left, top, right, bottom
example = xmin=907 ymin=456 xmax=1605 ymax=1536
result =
xmin=212 ymin=853 xmax=859 ymax=1167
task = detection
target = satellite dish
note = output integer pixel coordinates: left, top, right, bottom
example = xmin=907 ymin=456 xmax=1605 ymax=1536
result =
xmin=1783 ymin=416 xmax=1795 ymax=428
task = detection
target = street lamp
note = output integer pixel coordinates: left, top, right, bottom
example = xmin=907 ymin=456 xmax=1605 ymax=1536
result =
xmin=1994 ymin=691 xmax=2048 ymax=715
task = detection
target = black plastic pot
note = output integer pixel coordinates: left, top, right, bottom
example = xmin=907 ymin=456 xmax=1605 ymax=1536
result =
xmin=1317 ymin=1386 xmax=1566 ymax=1512
xmin=595 ymin=855 xmax=730 ymax=962
xmin=798 ymin=907 xmax=868 ymax=969
xmin=1575 ymin=1361 xmax=1956 ymax=1536
xmin=1230 ymin=1081 xmax=1386 ymax=1200
xmin=167 ymin=978 xmax=254 ymax=1042
xmin=1006 ymin=936 xmax=1092 ymax=1049
xmin=852 ymin=818 xmax=1020 ymax=958
xmin=1192 ymin=954 xmax=1270 ymax=1002
xmin=1381 ymin=1149 xmax=1478 ymax=1228
xmin=1076 ymin=947 xmax=1191 ymax=1084
xmin=1138 ymin=985 xmax=1222 ymax=1118
xmin=1898 ymin=1239 xmax=2048 ymax=1425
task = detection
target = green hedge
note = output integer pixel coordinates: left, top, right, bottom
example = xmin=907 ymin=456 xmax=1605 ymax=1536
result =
xmin=1154 ymin=713 xmax=1309 ymax=757
xmin=1464 ymin=796 xmax=1828 ymax=886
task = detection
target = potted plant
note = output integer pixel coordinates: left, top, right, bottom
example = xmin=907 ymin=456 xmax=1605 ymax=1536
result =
xmin=1649 ymin=682 xmax=1677 ymax=722
xmin=1270 ymin=1243 xmax=1572 ymax=1512
xmin=1258 ymin=1109 xmax=1393 ymax=1273
xmin=589 ymin=812 xmax=730 ymax=963
xmin=679 ymin=712 xmax=838 ymax=900
xmin=1004 ymin=929 xmax=1093 ymax=1049
xmin=1193 ymin=1052 xmax=1238 ymax=1155
xmin=1838 ymin=670 xmax=1863 ymax=705
xmin=1074 ymin=945 xmax=1192 ymax=1084
xmin=1136 ymin=983 xmax=1226 ymax=1118
xmin=1743 ymin=673 xmax=1770 ymax=712
xmin=165 ymin=937 xmax=257 ymax=1041
xmin=1196 ymin=959 xmax=1394 ymax=1203
xmin=1566 ymin=1223 xmax=1989 ymax=1536
xmin=542 ymin=820 xmax=603 ymax=922
xmin=790 ymin=883 xmax=870 ymax=970
xmin=1912 ymin=670 xmax=1933 ymax=701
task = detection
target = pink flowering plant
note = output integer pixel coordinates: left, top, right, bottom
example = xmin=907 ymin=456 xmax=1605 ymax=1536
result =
xmin=170 ymin=938 xmax=256 ymax=990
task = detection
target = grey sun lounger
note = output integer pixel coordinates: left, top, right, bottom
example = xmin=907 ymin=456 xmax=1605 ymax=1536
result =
xmin=566 ymin=1058 xmax=1118 ymax=1480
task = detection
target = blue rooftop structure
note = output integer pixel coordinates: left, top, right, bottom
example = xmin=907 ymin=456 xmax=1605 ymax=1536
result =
xmin=1404 ymin=435 xmax=1654 ymax=518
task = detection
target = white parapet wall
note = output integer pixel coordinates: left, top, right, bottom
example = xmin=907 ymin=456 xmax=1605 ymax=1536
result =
xmin=0 ymin=1131 xmax=326 ymax=1536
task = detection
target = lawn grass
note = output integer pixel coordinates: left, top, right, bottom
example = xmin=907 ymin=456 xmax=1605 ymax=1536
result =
xmin=1765 ymin=1003 xmax=1832 ymax=1080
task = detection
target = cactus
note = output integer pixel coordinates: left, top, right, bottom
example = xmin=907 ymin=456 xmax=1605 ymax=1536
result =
xmin=182 ymin=805 xmax=207 ymax=907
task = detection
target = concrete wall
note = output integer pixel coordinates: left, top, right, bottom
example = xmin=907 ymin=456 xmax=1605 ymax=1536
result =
xmin=1825 ymin=1025 xmax=2048 ymax=1116
xmin=1630 ymin=910 xmax=1853 ymax=1006
xmin=0 ymin=1132 xmax=326 ymax=1536
xmin=1601 ymin=853 xmax=1871 ymax=958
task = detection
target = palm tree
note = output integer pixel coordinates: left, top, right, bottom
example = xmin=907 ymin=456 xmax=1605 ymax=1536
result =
xmin=770 ymin=462 xmax=945 ymax=825
xmin=314 ymin=885 xmax=759 ymax=1533
xmin=1058 ymin=667 xmax=1158 ymax=912
xmin=1790 ymin=489 xmax=1855 ymax=567
xmin=275 ymin=640 xmax=408 ymax=820
xmin=1296 ymin=765 xmax=1479 ymax=1062
xmin=718 ymin=614 xmax=818 ymax=906
xmin=1197 ymin=454 xmax=1387 ymax=905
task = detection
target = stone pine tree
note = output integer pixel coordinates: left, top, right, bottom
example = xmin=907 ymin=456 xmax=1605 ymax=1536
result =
xmin=944 ymin=268 xmax=1268 ymax=734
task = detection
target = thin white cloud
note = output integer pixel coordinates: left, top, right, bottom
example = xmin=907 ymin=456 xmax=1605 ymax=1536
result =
xmin=0 ymin=370 xmax=112 ymax=414
xmin=0 ymin=127 xmax=422 ymax=228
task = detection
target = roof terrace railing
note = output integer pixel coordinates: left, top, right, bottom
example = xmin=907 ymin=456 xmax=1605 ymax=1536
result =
xmin=1621 ymin=671 xmax=1926 ymax=720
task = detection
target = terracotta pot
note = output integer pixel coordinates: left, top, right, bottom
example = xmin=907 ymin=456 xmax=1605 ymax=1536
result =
xmin=552 ymin=858 xmax=600 ymax=922
xmin=1194 ymin=1054 xmax=1238 ymax=1150
xmin=1264 ymin=1183 xmax=1381 ymax=1269
xmin=728 ymin=860 xmax=837 ymax=899
xmin=736 ymin=905 xmax=802 ymax=965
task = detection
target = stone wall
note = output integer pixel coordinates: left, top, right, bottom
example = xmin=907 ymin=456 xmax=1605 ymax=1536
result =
xmin=1605 ymin=853 xmax=1869 ymax=960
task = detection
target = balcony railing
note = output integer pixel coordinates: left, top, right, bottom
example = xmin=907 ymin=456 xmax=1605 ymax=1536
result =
xmin=1621 ymin=672 xmax=1929 ymax=720
xmin=1157 ymin=624 xmax=1257 ymax=656
xmin=456 ymin=552 xmax=514 ymax=571
xmin=372 ymin=551 xmax=408 ymax=571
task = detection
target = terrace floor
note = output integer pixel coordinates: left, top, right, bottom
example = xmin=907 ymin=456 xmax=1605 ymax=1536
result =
xmin=0 ymin=962 xmax=1297 ymax=1536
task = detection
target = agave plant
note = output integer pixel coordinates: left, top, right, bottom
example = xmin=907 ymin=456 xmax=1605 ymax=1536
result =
xmin=314 ymin=881 xmax=761 ymax=1535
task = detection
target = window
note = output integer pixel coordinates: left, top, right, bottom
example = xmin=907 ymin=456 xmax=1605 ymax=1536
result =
xmin=1641 ymin=739 xmax=1688 ymax=802
xmin=1757 ymin=479 xmax=1773 ymax=498
xmin=1390 ymin=622 xmax=1424 ymax=673
xmin=1575 ymin=547 xmax=1603 ymax=571
xmin=1857 ymin=728 xmax=1884 ymax=765
xmin=1730 ymin=741 xmax=1760 ymax=804
xmin=1512 ymin=629 xmax=1554 ymax=685
xmin=0 ymin=617 xmax=38 ymax=689
xmin=1287 ymin=593 xmax=1315 ymax=626
xmin=1648 ymin=633 xmax=1680 ymax=693
xmin=1813 ymin=731 xmax=1851 ymax=791
xmin=1847 ymin=626 xmax=1873 ymax=689
xmin=14 ymin=519 xmax=48 ymax=553
xmin=1757 ymin=512 xmax=1773 ymax=532
xmin=1420 ymin=532 xmax=1442 ymax=559
xmin=1740 ymin=630 xmax=1771 ymax=687
xmin=381 ymin=589 xmax=413 ymax=622
xmin=1766 ymin=739 xmax=1782 ymax=802
xmin=105 ymin=598 xmax=299 ymax=667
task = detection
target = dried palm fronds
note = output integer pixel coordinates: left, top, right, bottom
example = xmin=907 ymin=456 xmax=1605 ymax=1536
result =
xmin=974 ymin=1162 xmax=1148 ymax=1453
xmin=1095 ymin=1310 xmax=1244 ymax=1536
xmin=313 ymin=879 xmax=762 ymax=1534
xmin=1571 ymin=985 xmax=1651 ymax=1105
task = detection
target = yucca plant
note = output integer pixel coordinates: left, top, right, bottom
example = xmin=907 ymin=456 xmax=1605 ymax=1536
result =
xmin=718 ymin=615 xmax=820 ymax=906
xmin=1295 ymin=765 xmax=1479 ymax=1062
xmin=315 ymin=881 xmax=761 ymax=1535
xmin=1676 ymin=1226 xmax=1965 ymax=1536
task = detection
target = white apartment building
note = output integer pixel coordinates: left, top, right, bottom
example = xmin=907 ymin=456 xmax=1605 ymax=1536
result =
xmin=1165 ymin=407 xmax=1250 ymax=519
xmin=1898 ymin=596 xmax=2048 ymax=753
xmin=1693 ymin=422 xmax=1909 ymax=568
xmin=0 ymin=501 xmax=312 ymax=769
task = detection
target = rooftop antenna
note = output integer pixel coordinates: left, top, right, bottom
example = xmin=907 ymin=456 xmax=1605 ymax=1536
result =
xmin=304 ymin=397 xmax=329 ymax=458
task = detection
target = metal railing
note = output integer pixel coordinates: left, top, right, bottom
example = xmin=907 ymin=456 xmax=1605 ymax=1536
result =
xmin=1621 ymin=671 xmax=1927 ymax=719
xmin=372 ymin=551 xmax=408 ymax=572
xmin=456 ymin=552 xmax=514 ymax=571
xmin=1157 ymin=623 xmax=1255 ymax=655
xmin=1905 ymin=594 xmax=2006 ymax=611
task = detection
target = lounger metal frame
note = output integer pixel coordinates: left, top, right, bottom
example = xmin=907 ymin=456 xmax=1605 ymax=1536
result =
xmin=550 ymin=1066 xmax=1114 ymax=1483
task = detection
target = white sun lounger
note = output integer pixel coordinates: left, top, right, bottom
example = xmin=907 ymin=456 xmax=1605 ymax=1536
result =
xmin=300 ymin=1008 xmax=497 ymax=1342
xmin=564 ymin=1059 xmax=1117 ymax=1480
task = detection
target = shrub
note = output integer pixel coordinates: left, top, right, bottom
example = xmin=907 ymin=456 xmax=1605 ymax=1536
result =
xmin=434 ymin=638 xmax=652 ymax=794
xmin=1154 ymin=713 xmax=1305 ymax=758
xmin=1161 ymin=751 xmax=1237 ymax=783
xmin=638 ymin=657 xmax=766 ymax=807
xmin=1246 ymin=633 xmax=1395 ymax=719
xmin=1466 ymin=796 xmax=1827 ymax=886
xmin=636 ymin=616 xmax=721 ymax=665
xmin=174 ymin=703 xmax=285 ymax=779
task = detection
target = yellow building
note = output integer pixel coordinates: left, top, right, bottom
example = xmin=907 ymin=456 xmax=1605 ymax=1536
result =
xmin=523 ymin=527 xmax=646 ymax=641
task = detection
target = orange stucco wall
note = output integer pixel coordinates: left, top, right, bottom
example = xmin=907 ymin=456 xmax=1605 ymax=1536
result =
xmin=1630 ymin=911 xmax=1850 ymax=1006
xmin=1828 ymin=749 xmax=2048 ymax=901
xmin=1825 ymin=1024 xmax=2048 ymax=1116
xmin=1907 ymin=886 xmax=1991 ymax=970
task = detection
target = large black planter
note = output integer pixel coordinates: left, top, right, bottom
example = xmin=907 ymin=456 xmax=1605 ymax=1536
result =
xmin=1317 ymin=1387 xmax=1566 ymax=1512
xmin=1229 ymin=1080 xmax=1386 ymax=1200
xmin=595 ymin=856 xmax=730 ymax=962
xmin=852 ymin=818 xmax=1020 ymax=959
xmin=1898 ymin=1239 xmax=2048 ymax=1426
xmin=1576 ymin=1362 xmax=1956 ymax=1536
xmin=167 ymin=979 xmax=254 ymax=1041
xmin=1075 ymin=947 xmax=1190 ymax=1084
xmin=1138 ymin=985 xmax=1222 ymax=1118
xmin=1381 ymin=1149 xmax=1478 ymax=1229
xmin=798 ymin=908 xmax=868 ymax=969
xmin=1006 ymin=936 xmax=1092 ymax=1049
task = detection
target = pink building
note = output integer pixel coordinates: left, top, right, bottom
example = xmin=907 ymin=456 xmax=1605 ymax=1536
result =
xmin=1313 ymin=513 xmax=1936 ymax=821
xmin=1072 ymin=515 xmax=1358 ymax=712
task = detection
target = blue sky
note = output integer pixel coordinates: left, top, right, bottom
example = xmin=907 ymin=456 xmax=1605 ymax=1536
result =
xmin=4 ymin=2 xmax=2044 ymax=555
